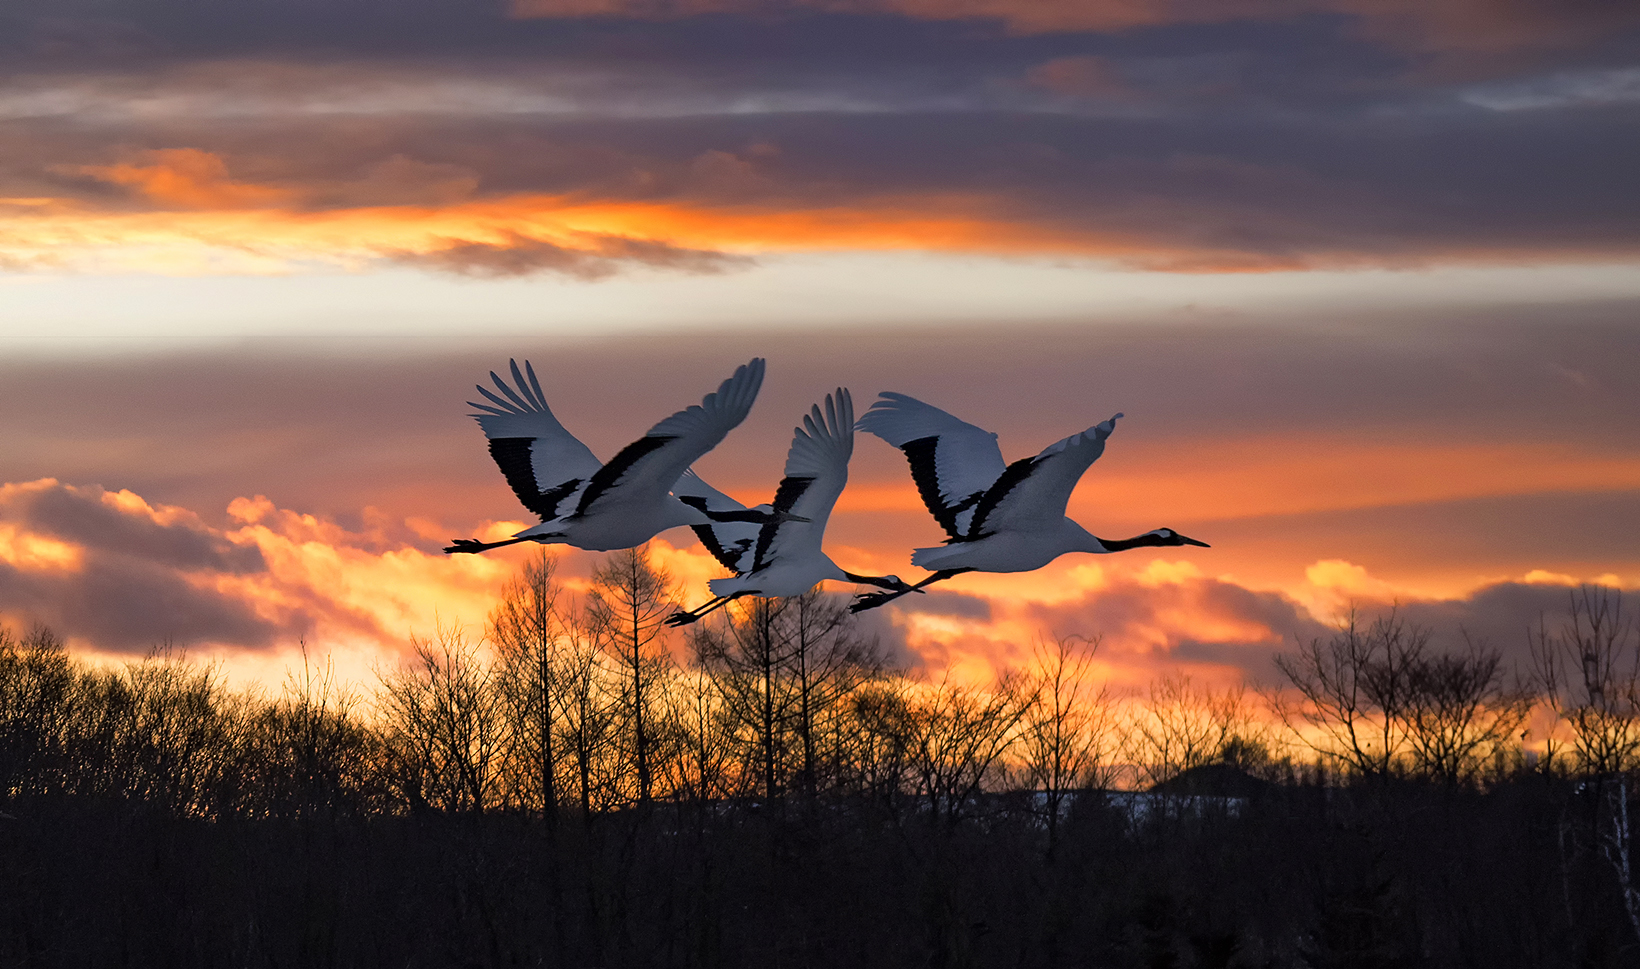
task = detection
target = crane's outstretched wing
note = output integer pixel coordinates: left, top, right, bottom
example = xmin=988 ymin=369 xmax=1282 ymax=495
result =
xmin=574 ymin=358 xmax=765 ymax=518
xmin=672 ymin=469 xmax=761 ymax=573
xmin=747 ymin=388 xmax=853 ymax=572
xmin=855 ymin=392 xmax=1006 ymax=541
xmin=968 ymin=414 xmax=1122 ymax=537
xmin=468 ymin=359 xmax=603 ymax=521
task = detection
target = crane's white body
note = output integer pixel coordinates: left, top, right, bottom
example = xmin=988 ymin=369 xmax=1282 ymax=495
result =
xmin=453 ymin=358 xmax=766 ymax=554
xmin=910 ymin=518 xmax=1111 ymax=573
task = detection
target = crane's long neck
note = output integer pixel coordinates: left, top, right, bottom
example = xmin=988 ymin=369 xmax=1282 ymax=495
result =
xmin=841 ymin=569 xmax=898 ymax=590
xmin=1092 ymin=529 xmax=1171 ymax=553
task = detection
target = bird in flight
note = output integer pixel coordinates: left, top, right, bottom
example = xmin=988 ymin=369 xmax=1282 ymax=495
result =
xmin=664 ymin=388 xmax=914 ymax=626
xmin=850 ymin=392 xmax=1207 ymax=612
xmin=446 ymin=358 xmax=792 ymax=555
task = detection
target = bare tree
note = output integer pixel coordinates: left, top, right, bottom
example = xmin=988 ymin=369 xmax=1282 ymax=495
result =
xmin=1131 ymin=672 xmax=1268 ymax=788
xmin=553 ymin=604 xmax=622 ymax=818
xmin=114 ymin=645 xmax=251 ymax=817
xmin=1271 ymin=608 xmax=1426 ymax=780
xmin=490 ymin=549 xmax=566 ymax=824
xmin=783 ymin=592 xmax=882 ymax=799
xmin=905 ymin=672 xmax=1033 ymax=825
xmin=841 ymin=673 xmax=916 ymax=811
xmin=1014 ymin=636 xmax=1118 ymax=850
xmin=0 ymin=625 xmax=75 ymax=799
xmin=1530 ymin=586 xmax=1640 ymax=941
xmin=661 ymin=663 xmax=735 ymax=809
xmin=693 ymin=596 xmax=797 ymax=803
xmin=1531 ymin=585 xmax=1640 ymax=776
xmin=693 ymin=591 xmax=885 ymax=805
xmin=1401 ymin=634 xmax=1532 ymax=785
xmin=377 ymin=626 xmax=505 ymax=814
xmin=586 ymin=544 xmax=677 ymax=806
xmin=249 ymin=643 xmax=376 ymax=817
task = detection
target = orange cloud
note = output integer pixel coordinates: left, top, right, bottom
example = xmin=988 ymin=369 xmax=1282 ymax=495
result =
xmin=74 ymin=148 xmax=294 ymax=210
xmin=0 ymin=168 xmax=1284 ymax=275
xmin=7 ymin=175 xmax=1597 ymax=277
xmin=10 ymin=144 xmax=1639 ymax=275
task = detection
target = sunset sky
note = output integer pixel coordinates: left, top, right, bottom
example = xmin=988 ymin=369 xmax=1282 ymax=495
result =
xmin=1 ymin=0 xmax=1637 ymax=692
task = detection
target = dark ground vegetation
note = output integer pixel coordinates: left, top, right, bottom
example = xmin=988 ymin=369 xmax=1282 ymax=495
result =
xmin=3 ymin=553 xmax=1638 ymax=968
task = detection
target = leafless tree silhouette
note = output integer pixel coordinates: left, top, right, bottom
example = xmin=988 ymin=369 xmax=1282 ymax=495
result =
xmin=1013 ymin=635 xmax=1118 ymax=852
xmin=378 ymin=625 xmax=505 ymax=813
xmin=586 ymin=544 xmax=677 ymax=806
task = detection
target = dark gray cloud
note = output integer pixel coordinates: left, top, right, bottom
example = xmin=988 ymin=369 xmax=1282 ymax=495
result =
xmin=1388 ymin=581 xmax=1597 ymax=674
xmin=893 ymin=590 xmax=993 ymax=621
xmin=20 ymin=484 xmax=264 ymax=573
xmin=927 ymin=569 xmax=1626 ymax=687
xmin=829 ymin=592 xmax=918 ymax=669
xmin=1016 ymin=574 xmax=1329 ymax=682
xmin=1274 ymin=580 xmax=1616 ymax=685
xmin=0 ymin=481 xmax=296 ymax=652
xmin=1197 ymin=490 xmax=1640 ymax=590
xmin=0 ymin=553 xmax=285 ymax=653
xmin=4 ymin=0 xmax=1636 ymax=80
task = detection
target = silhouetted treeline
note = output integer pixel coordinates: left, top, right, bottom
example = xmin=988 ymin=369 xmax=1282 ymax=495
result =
xmin=3 ymin=554 xmax=1639 ymax=966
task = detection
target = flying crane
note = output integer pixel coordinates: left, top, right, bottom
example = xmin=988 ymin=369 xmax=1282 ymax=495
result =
xmin=446 ymin=358 xmax=789 ymax=555
xmin=850 ymin=392 xmax=1207 ymax=612
xmin=664 ymin=388 xmax=914 ymax=626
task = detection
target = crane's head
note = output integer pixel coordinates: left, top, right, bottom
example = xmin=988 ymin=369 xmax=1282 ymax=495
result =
xmin=1149 ymin=528 xmax=1209 ymax=548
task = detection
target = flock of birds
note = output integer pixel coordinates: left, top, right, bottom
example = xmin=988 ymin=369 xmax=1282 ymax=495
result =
xmin=447 ymin=357 xmax=1208 ymax=622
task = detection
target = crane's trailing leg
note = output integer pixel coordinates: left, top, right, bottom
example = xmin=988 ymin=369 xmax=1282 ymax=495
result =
xmin=445 ymin=535 xmax=543 ymax=555
xmin=849 ymin=568 xmax=970 ymax=613
xmin=664 ymin=592 xmax=749 ymax=627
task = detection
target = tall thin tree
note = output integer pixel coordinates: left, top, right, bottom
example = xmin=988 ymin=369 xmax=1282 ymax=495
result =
xmin=491 ymin=549 xmax=565 ymax=826
xmin=587 ymin=544 xmax=677 ymax=805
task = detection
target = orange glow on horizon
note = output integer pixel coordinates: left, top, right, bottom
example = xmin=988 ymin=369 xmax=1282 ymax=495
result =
xmin=12 ymin=149 xmax=1624 ymax=275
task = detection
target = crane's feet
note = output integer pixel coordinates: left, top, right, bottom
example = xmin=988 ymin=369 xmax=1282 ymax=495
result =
xmin=663 ymin=611 xmax=701 ymax=627
xmin=445 ymin=539 xmax=487 ymax=554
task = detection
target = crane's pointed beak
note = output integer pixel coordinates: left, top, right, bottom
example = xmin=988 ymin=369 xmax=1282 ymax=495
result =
xmin=1179 ymin=535 xmax=1210 ymax=548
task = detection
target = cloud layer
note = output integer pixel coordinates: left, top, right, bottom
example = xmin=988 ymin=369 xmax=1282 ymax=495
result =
xmin=0 ymin=0 xmax=1635 ymax=275
xmin=0 ymin=478 xmax=514 ymax=658
xmin=2 ymin=475 xmax=1620 ymax=699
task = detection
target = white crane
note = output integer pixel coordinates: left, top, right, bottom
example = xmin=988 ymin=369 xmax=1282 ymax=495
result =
xmin=446 ymin=357 xmax=792 ymax=555
xmin=850 ymin=392 xmax=1208 ymax=612
xmin=662 ymin=388 xmax=914 ymax=626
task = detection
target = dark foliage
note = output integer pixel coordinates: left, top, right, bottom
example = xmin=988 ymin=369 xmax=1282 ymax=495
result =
xmin=4 ymin=586 xmax=1640 ymax=967
xmin=6 ymin=774 xmax=1640 ymax=966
